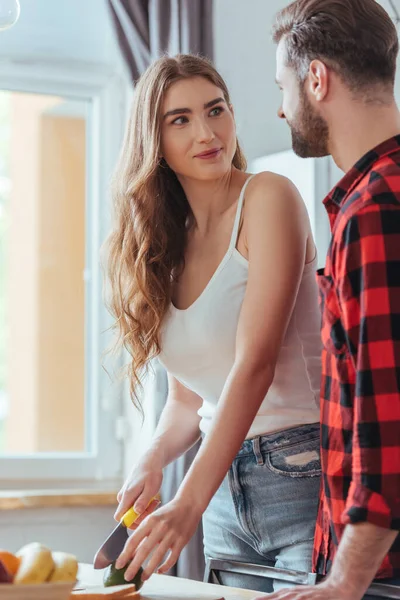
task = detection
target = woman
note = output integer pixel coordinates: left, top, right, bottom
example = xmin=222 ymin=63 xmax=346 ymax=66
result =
xmin=106 ymin=54 xmax=322 ymax=594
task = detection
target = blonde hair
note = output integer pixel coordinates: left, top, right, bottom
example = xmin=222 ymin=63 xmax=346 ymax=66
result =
xmin=105 ymin=54 xmax=246 ymax=407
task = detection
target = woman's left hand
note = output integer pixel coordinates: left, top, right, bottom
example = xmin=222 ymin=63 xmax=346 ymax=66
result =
xmin=115 ymin=496 xmax=203 ymax=582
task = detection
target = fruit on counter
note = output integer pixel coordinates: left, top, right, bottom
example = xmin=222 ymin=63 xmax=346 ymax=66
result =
xmin=47 ymin=551 xmax=78 ymax=582
xmin=14 ymin=542 xmax=55 ymax=584
xmin=0 ymin=551 xmax=20 ymax=578
xmin=0 ymin=559 xmax=13 ymax=583
xmin=0 ymin=543 xmax=78 ymax=585
xmin=103 ymin=561 xmax=144 ymax=590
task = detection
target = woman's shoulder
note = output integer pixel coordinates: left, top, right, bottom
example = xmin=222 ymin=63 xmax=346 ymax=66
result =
xmin=246 ymin=170 xmax=300 ymax=193
xmin=238 ymin=172 xmax=313 ymax=259
xmin=244 ymin=170 xmax=306 ymax=214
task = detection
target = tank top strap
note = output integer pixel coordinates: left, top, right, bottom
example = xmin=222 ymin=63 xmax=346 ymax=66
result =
xmin=229 ymin=174 xmax=257 ymax=251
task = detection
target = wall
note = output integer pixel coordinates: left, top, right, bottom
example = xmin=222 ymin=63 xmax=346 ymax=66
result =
xmin=0 ymin=505 xmax=115 ymax=563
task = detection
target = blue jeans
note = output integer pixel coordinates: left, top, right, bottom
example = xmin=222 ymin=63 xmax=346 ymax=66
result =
xmin=203 ymin=423 xmax=321 ymax=593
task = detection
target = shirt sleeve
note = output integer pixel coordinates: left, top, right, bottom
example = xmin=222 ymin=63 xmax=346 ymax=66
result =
xmin=334 ymin=201 xmax=400 ymax=530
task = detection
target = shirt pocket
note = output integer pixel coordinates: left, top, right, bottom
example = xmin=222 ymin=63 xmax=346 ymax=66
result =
xmin=316 ymin=268 xmax=349 ymax=358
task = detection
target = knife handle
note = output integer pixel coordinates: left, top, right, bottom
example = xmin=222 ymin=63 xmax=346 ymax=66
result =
xmin=120 ymin=506 xmax=140 ymax=528
xmin=120 ymin=495 xmax=160 ymax=528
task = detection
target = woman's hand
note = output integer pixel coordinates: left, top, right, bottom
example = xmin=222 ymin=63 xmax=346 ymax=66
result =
xmin=114 ymin=452 xmax=163 ymax=524
xmin=115 ymin=496 xmax=203 ymax=582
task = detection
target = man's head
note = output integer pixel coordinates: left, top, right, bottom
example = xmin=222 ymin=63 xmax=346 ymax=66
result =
xmin=273 ymin=0 xmax=399 ymax=158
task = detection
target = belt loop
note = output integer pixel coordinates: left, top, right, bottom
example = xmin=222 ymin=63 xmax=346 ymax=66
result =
xmin=252 ymin=437 xmax=264 ymax=466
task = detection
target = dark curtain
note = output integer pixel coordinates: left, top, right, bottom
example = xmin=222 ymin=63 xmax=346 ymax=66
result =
xmin=107 ymin=0 xmax=213 ymax=580
xmin=108 ymin=0 xmax=213 ymax=82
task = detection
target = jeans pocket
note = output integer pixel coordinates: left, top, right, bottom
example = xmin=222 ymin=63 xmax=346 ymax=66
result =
xmin=265 ymin=438 xmax=321 ymax=478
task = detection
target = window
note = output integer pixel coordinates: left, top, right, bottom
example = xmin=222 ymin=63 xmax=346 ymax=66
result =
xmin=0 ymin=61 xmax=127 ymax=484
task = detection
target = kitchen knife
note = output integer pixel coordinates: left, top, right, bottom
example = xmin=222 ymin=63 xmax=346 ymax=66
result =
xmin=93 ymin=506 xmax=140 ymax=570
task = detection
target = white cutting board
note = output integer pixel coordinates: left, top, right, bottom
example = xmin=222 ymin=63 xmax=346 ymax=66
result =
xmin=78 ymin=564 xmax=257 ymax=600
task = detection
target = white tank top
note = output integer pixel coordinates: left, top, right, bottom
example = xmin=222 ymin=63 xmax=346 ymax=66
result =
xmin=159 ymin=175 xmax=321 ymax=439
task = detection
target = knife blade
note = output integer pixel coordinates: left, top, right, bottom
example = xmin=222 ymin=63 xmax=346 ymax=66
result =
xmin=93 ymin=497 xmax=160 ymax=570
xmin=93 ymin=506 xmax=139 ymax=570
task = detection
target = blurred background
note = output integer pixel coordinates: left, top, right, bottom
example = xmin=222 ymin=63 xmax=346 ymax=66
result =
xmin=0 ymin=0 xmax=398 ymax=575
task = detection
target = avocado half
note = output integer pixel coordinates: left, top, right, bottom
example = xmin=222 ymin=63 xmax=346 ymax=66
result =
xmin=103 ymin=561 xmax=144 ymax=590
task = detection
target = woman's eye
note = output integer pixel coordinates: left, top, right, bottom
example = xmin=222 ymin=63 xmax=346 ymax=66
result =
xmin=171 ymin=116 xmax=188 ymax=125
xmin=210 ymin=106 xmax=223 ymax=117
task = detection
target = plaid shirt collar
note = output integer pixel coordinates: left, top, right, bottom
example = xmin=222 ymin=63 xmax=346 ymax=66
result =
xmin=323 ymin=134 xmax=400 ymax=223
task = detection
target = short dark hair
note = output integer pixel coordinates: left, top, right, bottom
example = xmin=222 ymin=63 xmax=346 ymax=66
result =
xmin=273 ymin=0 xmax=399 ymax=92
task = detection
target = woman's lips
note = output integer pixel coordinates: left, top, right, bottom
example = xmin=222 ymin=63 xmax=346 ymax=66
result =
xmin=195 ymin=148 xmax=222 ymax=159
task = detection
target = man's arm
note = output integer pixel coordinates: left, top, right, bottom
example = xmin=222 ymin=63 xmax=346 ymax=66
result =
xmin=323 ymin=523 xmax=398 ymax=599
xmin=254 ymin=523 xmax=398 ymax=600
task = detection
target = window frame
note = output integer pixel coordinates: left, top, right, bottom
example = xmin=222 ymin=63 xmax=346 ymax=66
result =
xmin=0 ymin=59 xmax=127 ymax=485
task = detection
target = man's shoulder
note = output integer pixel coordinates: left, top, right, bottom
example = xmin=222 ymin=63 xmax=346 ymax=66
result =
xmin=333 ymin=155 xmax=400 ymax=241
xmin=352 ymin=152 xmax=400 ymax=207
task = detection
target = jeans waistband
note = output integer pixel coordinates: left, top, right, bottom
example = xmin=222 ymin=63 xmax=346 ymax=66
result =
xmin=235 ymin=422 xmax=320 ymax=459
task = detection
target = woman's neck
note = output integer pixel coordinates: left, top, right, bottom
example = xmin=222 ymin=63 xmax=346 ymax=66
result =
xmin=178 ymin=168 xmax=248 ymax=236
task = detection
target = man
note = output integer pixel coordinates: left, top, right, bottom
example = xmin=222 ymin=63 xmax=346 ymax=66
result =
xmin=256 ymin=1 xmax=400 ymax=599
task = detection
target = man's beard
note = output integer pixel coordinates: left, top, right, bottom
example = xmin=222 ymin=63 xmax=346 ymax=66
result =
xmin=289 ymin=88 xmax=330 ymax=158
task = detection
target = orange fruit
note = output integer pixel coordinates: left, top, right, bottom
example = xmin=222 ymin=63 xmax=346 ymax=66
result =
xmin=0 ymin=550 xmax=20 ymax=577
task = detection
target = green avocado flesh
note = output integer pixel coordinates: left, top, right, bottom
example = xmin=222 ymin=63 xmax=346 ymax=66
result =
xmin=103 ymin=561 xmax=144 ymax=590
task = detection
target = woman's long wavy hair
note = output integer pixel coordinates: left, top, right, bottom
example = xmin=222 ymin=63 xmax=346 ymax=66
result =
xmin=106 ymin=54 xmax=247 ymax=407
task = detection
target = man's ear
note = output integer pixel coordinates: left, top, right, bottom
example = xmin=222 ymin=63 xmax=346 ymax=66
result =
xmin=308 ymin=59 xmax=329 ymax=102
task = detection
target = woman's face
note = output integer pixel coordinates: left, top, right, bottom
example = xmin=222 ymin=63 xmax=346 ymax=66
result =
xmin=160 ymin=76 xmax=237 ymax=181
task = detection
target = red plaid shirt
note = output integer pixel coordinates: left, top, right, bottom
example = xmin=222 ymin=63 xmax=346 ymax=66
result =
xmin=313 ymin=136 xmax=400 ymax=579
